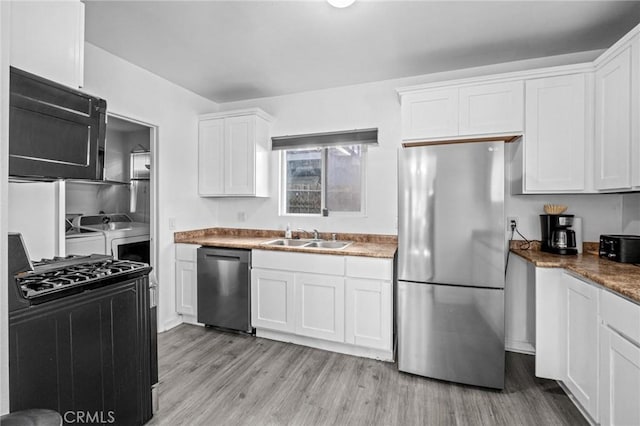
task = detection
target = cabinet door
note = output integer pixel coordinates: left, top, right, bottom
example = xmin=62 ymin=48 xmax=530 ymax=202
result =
xmin=535 ymin=267 xmax=566 ymax=380
xmin=295 ymin=273 xmax=345 ymax=342
xmin=401 ymin=88 xmax=458 ymax=140
xmin=595 ymin=46 xmax=632 ymax=190
xmin=565 ymin=273 xmax=599 ymax=419
xmin=198 ymin=118 xmax=225 ymax=196
xmin=632 ymin=37 xmax=640 ymax=189
xmin=524 ymin=74 xmax=587 ymax=192
xmin=10 ymin=1 xmax=84 ymax=88
xmin=176 ymin=260 xmax=197 ymax=316
xmin=224 ymin=115 xmax=256 ymax=195
xmin=345 ymin=278 xmax=391 ymax=351
xmin=458 ymin=81 xmax=524 ymax=135
xmin=251 ymin=268 xmax=295 ymax=333
xmin=599 ymin=326 xmax=640 ymax=426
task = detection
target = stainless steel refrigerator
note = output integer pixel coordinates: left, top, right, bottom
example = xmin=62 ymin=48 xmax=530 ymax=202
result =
xmin=397 ymin=141 xmax=505 ymax=389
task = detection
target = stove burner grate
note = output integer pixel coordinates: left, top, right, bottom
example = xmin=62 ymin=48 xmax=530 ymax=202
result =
xmin=16 ymin=258 xmax=150 ymax=300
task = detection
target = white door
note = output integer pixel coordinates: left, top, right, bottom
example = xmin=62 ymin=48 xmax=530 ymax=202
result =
xmin=224 ymin=115 xmax=255 ymax=195
xmin=401 ymin=88 xmax=459 ymax=140
xmin=599 ymin=326 xmax=640 ymax=426
xmin=524 ymin=74 xmax=587 ymax=192
xmin=295 ymin=273 xmax=345 ymax=342
xmin=595 ymin=46 xmax=632 ymax=190
xmin=175 ymin=260 xmax=197 ymax=316
xmin=345 ymin=278 xmax=392 ymax=351
xmin=198 ymin=118 xmax=225 ymax=196
xmin=565 ymin=274 xmax=599 ymax=419
xmin=251 ymin=269 xmax=295 ymax=333
xmin=458 ymin=81 xmax=524 ymax=135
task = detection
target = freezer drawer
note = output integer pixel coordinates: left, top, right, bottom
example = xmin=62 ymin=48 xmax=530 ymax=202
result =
xmin=197 ymin=247 xmax=252 ymax=333
xmin=397 ymin=280 xmax=505 ymax=389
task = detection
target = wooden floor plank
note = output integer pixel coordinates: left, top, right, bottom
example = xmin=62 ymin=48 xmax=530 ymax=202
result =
xmin=147 ymin=324 xmax=587 ymax=426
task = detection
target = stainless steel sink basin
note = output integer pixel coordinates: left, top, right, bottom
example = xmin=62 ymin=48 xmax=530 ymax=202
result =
xmin=303 ymin=241 xmax=353 ymax=249
xmin=261 ymin=239 xmax=353 ymax=250
xmin=263 ymin=239 xmax=311 ymax=247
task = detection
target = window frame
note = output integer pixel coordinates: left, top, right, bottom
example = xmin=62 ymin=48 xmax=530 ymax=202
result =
xmin=279 ymin=145 xmax=367 ymax=217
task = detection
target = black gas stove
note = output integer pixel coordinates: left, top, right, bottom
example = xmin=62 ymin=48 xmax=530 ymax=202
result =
xmin=9 ymin=233 xmax=151 ymax=311
xmin=8 ymin=233 xmax=155 ymax=425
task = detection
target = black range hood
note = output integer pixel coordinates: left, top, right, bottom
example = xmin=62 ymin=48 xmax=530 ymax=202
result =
xmin=9 ymin=67 xmax=107 ymax=181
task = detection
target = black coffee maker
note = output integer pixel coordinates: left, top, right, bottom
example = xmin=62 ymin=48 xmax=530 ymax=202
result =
xmin=540 ymin=214 xmax=578 ymax=255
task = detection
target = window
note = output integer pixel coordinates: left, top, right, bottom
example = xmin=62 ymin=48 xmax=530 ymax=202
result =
xmin=282 ymin=144 xmax=366 ymax=215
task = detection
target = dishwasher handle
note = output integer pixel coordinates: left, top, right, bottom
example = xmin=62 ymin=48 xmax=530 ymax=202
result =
xmin=197 ymin=247 xmax=251 ymax=264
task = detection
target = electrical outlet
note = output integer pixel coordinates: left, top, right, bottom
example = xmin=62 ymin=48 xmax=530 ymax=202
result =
xmin=168 ymin=217 xmax=176 ymax=230
xmin=237 ymin=211 xmax=247 ymax=222
xmin=507 ymin=216 xmax=518 ymax=231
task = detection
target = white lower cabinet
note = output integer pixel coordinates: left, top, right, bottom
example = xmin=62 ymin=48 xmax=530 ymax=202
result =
xmin=250 ymin=250 xmax=394 ymax=360
xmin=251 ymin=269 xmax=295 ymax=333
xmin=599 ymin=289 xmax=640 ymax=426
xmin=564 ymin=273 xmax=599 ymax=420
xmin=175 ymin=244 xmax=198 ymax=319
xmin=295 ymin=274 xmax=344 ymax=342
xmin=345 ymin=278 xmax=392 ymax=351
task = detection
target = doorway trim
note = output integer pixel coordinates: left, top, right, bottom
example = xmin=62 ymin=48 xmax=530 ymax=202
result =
xmin=106 ymin=112 xmax=159 ymax=286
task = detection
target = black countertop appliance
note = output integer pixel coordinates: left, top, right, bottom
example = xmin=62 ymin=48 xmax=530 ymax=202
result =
xmin=599 ymin=234 xmax=640 ymax=263
xmin=540 ymin=214 xmax=578 ymax=255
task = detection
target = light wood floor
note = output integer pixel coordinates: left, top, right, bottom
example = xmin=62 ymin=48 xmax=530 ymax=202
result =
xmin=148 ymin=324 xmax=586 ymax=426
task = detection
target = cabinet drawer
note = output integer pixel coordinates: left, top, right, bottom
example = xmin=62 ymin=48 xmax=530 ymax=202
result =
xmin=175 ymin=244 xmax=198 ymax=262
xmin=345 ymin=256 xmax=392 ymax=280
xmin=252 ymin=250 xmax=344 ymax=276
xmin=600 ymin=289 xmax=640 ymax=345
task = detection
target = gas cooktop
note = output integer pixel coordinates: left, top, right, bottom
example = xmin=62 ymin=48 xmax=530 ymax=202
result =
xmin=16 ymin=255 xmax=151 ymax=302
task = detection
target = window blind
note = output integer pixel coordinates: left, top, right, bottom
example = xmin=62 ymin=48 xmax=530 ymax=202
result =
xmin=271 ymin=128 xmax=378 ymax=150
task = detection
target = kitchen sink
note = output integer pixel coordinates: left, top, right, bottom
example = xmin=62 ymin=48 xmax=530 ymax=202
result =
xmin=261 ymin=239 xmax=353 ymax=250
xmin=304 ymin=241 xmax=352 ymax=249
xmin=263 ymin=239 xmax=312 ymax=247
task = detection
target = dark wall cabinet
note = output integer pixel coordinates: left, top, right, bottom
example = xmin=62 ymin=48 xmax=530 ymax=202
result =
xmin=9 ymin=278 xmax=152 ymax=425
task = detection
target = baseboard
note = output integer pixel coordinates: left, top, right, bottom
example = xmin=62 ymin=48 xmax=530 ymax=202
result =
xmin=256 ymin=329 xmax=394 ymax=362
xmin=506 ymin=340 xmax=536 ymax=355
xmin=180 ymin=314 xmax=203 ymax=326
xmin=161 ymin=315 xmax=183 ymax=332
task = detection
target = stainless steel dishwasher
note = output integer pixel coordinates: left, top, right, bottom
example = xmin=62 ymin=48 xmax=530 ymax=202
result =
xmin=197 ymin=247 xmax=253 ymax=333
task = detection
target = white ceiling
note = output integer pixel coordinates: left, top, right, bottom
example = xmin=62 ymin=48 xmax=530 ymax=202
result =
xmin=84 ymin=1 xmax=640 ymax=103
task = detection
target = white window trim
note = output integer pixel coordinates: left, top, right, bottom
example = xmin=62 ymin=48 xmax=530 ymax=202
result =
xmin=279 ymin=146 xmax=367 ymax=217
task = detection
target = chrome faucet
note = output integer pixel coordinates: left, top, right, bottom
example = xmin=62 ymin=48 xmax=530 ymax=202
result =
xmin=296 ymin=228 xmax=320 ymax=240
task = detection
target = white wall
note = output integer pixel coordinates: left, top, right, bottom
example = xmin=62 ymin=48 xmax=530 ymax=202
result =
xmin=622 ymin=193 xmax=640 ymax=234
xmin=208 ymin=50 xmax=632 ymax=241
xmin=506 ymin=193 xmax=624 ymax=242
xmin=83 ymin=43 xmax=220 ymax=331
xmin=66 ymin=182 xmax=131 ymax=217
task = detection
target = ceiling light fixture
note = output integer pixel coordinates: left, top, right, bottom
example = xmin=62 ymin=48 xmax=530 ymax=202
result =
xmin=327 ymin=0 xmax=356 ymax=8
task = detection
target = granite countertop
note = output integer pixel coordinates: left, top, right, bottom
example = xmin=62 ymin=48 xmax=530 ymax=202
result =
xmin=511 ymin=242 xmax=640 ymax=304
xmin=174 ymin=227 xmax=398 ymax=259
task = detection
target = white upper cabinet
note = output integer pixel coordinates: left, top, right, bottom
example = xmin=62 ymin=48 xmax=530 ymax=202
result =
xmin=458 ymin=81 xmax=524 ymax=135
xmin=594 ymin=33 xmax=639 ymax=191
xmin=10 ymin=0 xmax=85 ymax=88
xmin=400 ymin=80 xmax=523 ymax=141
xmin=401 ymin=88 xmax=459 ymax=140
xmin=522 ymin=73 xmax=589 ymax=192
xmin=198 ymin=108 xmax=273 ymax=197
